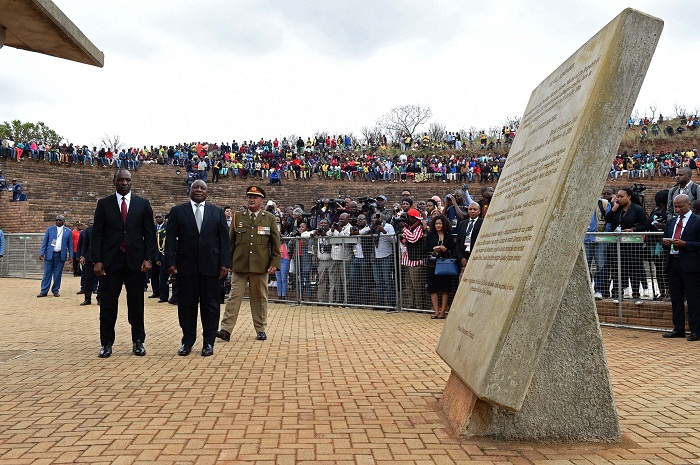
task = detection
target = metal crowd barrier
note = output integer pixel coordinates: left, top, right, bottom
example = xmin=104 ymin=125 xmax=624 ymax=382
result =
xmin=1 ymin=231 xmax=674 ymax=330
xmin=0 ymin=233 xmax=45 ymax=278
xmin=584 ymin=231 xmax=671 ymax=330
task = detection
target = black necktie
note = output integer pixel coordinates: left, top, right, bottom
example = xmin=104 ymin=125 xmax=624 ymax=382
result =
xmin=466 ymin=219 xmax=475 ymax=236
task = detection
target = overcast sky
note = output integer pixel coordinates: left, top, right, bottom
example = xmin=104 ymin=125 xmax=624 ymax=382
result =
xmin=1 ymin=1 xmax=698 ymax=148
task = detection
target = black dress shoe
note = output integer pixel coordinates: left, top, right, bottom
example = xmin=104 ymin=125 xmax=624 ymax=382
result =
xmin=77 ymin=290 xmax=85 ymax=294
xmin=80 ymin=300 xmax=91 ymax=306
xmin=201 ymin=344 xmax=214 ymax=356
xmin=178 ymin=344 xmax=192 ymax=356
xmin=148 ymin=294 xmax=159 ymax=299
xmin=256 ymin=331 xmax=267 ymax=341
xmin=688 ymin=334 xmax=700 ymax=342
xmin=168 ymin=300 xmax=177 ymax=305
xmin=662 ymin=330 xmax=686 ymax=338
xmin=132 ymin=340 xmax=146 ymax=356
xmin=158 ymin=299 xmax=168 ymax=303
xmin=53 ymin=293 xmax=60 ymax=297
xmin=216 ymin=329 xmax=231 ymax=341
xmin=98 ymin=345 xmax=112 ymax=358
xmin=37 ymin=293 xmax=47 ymax=298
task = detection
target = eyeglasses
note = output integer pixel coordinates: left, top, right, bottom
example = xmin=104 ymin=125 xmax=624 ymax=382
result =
xmin=55 ymin=219 xmax=64 ymax=222
xmin=155 ymin=216 xmax=162 ymax=218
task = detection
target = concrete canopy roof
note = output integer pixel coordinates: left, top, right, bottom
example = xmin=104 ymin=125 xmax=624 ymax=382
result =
xmin=0 ymin=0 xmax=104 ymax=67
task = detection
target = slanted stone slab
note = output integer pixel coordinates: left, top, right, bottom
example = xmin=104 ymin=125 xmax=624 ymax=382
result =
xmin=436 ymin=8 xmax=662 ymax=439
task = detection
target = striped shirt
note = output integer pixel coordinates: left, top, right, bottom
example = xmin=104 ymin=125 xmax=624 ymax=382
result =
xmin=400 ymin=224 xmax=424 ymax=266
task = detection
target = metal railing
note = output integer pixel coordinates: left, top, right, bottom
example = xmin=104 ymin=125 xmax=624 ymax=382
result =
xmin=584 ymin=231 xmax=670 ymax=330
xmin=1 ymin=231 xmax=673 ymax=330
xmin=0 ymin=233 xmax=45 ymax=278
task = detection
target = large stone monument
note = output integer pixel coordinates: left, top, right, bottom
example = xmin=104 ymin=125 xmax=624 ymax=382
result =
xmin=436 ymin=8 xmax=663 ymax=441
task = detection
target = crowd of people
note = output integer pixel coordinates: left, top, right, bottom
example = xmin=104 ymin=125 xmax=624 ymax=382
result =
xmin=4 ymin=115 xmax=700 ymax=335
xmin=609 ymin=148 xmax=699 ymax=181
xmin=14 ymin=153 xmax=700 ymax=342
xmin=3 ymin=133 xmax=700 ymax=201
xmin=584 ymin=166 xmax=700 ymax=341
xmin=0 ymin=132 xmax=517 ymax=190
xmin=628 ymin=113 xmax=700 ymax=140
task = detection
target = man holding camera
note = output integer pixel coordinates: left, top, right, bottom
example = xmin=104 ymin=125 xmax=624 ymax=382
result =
xmin=375 ymin=195 xmax=393 ymax=223
xmin=329 ymin=213 xmax=352 ymax=304
xmin=370 ymin=212 xmax=396 ymax=307
xmin=304 ymin=219 xmax=333 ymax=302
xmin=348 ymin=214 xmax=372 ymax=304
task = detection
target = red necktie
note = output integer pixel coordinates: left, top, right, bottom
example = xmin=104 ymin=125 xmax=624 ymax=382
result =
xmin=673 ymin=214 xmax=684 ymax=240
xmin=120 ymin=197 xmax=127 ymax=252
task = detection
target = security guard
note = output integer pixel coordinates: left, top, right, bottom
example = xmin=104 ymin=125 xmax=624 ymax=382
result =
xmin=217 ymin=186 xmax=281 ymax=341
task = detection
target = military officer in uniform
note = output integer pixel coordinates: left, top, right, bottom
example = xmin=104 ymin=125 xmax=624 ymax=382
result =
xmin=217 ymin=186 xmax=281 ymax=341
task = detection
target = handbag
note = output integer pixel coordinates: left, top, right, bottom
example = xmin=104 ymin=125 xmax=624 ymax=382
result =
xmin=434 ymin=256 xmax=460 ymax=276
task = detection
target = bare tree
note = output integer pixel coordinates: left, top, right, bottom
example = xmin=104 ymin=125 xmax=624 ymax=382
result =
xmin=673 ymin=103 xmax=687 ymax=119
xmin=377 ymin=104 xmax=432 ymax=140
xmin=100 ymin=133 xmax=124 ymax=152
xmin=361 ymin=126 xmax=379 ymax=144
xmin=648 ymin=105 xmax=657 ymax=121
xmin=488 ymin=126 xmax=501 ymax=139
xmin=428 ymin=122 xmax=446 ymax=144
xmin=503 ymin=115 xmax=521 ymax=130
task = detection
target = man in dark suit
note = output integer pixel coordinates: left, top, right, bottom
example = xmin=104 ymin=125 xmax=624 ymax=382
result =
xmin=662 ymin=194 xmax=700 ymax=341
xmin=79 ymin=218 xmax=98 ymax=306
xmin=455 ymin=202 xmax=483 ymax=268
xmin=92 ymin=169 xmax=156 ymax=358
xmin=149 ymin=212 xmax=167 ymax=301
xmin=166 ymin=180 xmax=230 ymax=356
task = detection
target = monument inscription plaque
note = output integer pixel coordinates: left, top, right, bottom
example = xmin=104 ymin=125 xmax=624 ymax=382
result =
xmin=436 ymin=8 xmax=662 ymax=437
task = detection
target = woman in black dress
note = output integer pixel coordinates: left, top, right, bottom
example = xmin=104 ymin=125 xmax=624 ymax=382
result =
xmin=605 ymin=187 xmax=650 ymax=305
xmin=424 ymin=215 xmax=455 ymax=319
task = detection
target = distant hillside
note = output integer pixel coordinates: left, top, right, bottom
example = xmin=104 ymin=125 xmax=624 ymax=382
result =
xmin=618 ymin=117 xmax=700 ymax=154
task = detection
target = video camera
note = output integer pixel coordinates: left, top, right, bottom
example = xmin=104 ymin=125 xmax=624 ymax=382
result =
xmin=631 ymin=183 xmax=647 ymax=194
xmin=329 ymin=198 xmax=346 ymax=208
xmin=357 ymin=196 xmax=377 ymax=216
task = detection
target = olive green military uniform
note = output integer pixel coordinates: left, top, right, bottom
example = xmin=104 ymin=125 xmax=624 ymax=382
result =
xmin=220 ymin=210 xmax=281 ymax=334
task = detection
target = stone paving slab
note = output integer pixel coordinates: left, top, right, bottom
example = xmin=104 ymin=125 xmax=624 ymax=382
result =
xmin=0 ymin=276 xmax=698 ymax=464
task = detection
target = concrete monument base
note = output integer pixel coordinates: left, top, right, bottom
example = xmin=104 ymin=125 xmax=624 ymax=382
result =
xmin=440 ymin=251 xmax=621 ymax=442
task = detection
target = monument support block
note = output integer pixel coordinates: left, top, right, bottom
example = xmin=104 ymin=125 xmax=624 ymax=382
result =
xmin=441 ymin=251 xmax=621 ymax=441
xmin=0 ymin=26 xmax=6 ymax=48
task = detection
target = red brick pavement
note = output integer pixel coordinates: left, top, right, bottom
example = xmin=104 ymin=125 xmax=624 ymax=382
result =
xmin=0 ymin=277 xmax=698 ymax=464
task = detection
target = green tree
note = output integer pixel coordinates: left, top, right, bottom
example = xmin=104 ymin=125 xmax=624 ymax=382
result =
xmin=0 ymin=120 xmax=63 ymax=146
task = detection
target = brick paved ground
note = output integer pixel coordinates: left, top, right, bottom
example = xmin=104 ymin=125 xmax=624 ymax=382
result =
xmin=0 ymin=276 xmax=698 ymax=464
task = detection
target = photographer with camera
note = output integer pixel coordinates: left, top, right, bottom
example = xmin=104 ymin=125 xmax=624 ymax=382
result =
xmin=306 ymin=219 xmax=333 ymax=303
xmin=291 ymin=223 xmax=313 ymax=299
xmin=348 ymin=214 xmax=372 ymax=305
xmin=329 ymin=213 xmax=352 ymax=304
xmin=369 ymin=212 xmax=396 ymax=308
xmin=375 ymin=195 xmax=393 ymax=223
